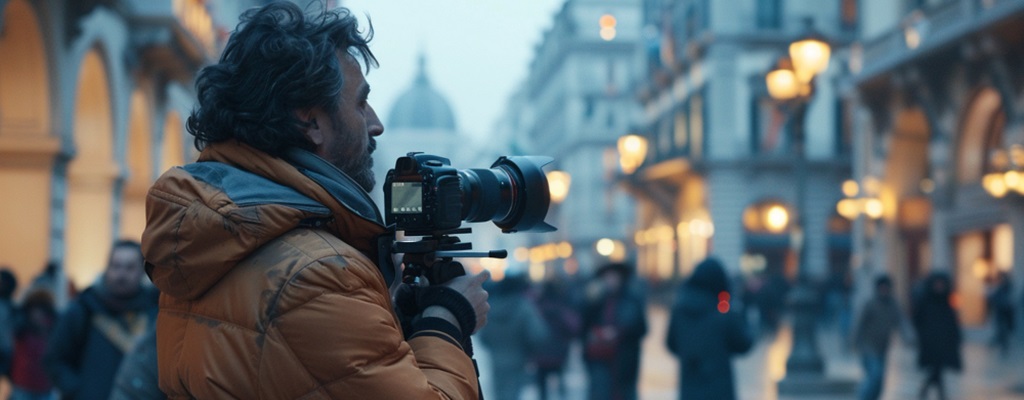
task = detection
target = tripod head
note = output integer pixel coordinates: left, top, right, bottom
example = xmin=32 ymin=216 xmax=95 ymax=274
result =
xmin=393 ymin=227 xmax=507 ymax=286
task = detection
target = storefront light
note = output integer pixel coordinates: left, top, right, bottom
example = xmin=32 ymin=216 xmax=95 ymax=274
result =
xmin=764 ymin=205 xmax=789 ymax=233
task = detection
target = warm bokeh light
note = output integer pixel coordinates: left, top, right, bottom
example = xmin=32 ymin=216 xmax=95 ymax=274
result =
xmin=598 ymin=14 xmax=616 ymax=41
xmin=863 ymin=198 xmax=884 ymax=219
xmin=556 ymin=241 xmax=573 ymax=258
xmin=837 ymin=198 xmax=859 ymax=220
xmin=529 ymin=263 xmax=546 ymax=282
xmin=617 ymin=134 xmax=649 ymax=174
xmin=600 ymin=28 xmax=616 ymax=41
xmin=841 ymin=179 xmax=859 ymax=197
xmin=513 ymin=247 xmax=529 ymax=262
xmin=789 ymin=36 xmax=831 ymax=82
xmin=547 ymin=170 xmax=571 ymax=203
xmin=764 ymin=205 xmax=789 ymax=233
xmin=904 ymin=26 xmax=921 ymax=49
xmin=766 ymin=68 xmax=799 ymax=101
xmin=595 ymin=238 xmax=615 ymax=256
xmin=983 ymin=173 xmax=1009 ymax=198
xmin=599 ymin=14 xmax=616 ymax=28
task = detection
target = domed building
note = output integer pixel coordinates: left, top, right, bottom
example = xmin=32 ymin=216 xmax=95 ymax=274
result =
xmin=371 ymin=53 xmax=511 ymax=265
xmin=372 ymin=53 xmax=483 ymax=207
xmin=386 ymin=55 xmax=457 ymax=132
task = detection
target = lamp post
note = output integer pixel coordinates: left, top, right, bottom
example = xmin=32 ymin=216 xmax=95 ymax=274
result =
xmin=766 ymin=18 xmax=845 ymax=392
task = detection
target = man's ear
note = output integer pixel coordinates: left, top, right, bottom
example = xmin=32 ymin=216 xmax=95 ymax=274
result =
xmin=296 ymin=109 xmax=324 ymax=146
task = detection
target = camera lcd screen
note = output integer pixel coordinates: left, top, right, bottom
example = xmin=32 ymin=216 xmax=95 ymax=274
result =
xmin=390 ymin=182 xmax=423 ymax=214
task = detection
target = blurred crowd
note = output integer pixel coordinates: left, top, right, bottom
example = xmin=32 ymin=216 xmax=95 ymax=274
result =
xmin=476 ymin=259 xmax=1021 ymax=400
xmin=0 ymin=241 xmax=160 ymax=400
xmin=1 ymin=246 xmax=1020 ymax=400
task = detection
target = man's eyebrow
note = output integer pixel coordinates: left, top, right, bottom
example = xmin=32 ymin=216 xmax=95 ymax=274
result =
xmin=360 ymin=84 xmax=370 ymax=101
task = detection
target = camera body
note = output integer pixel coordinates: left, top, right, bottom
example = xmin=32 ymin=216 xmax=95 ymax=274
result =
xmin=383 ymin=152 xmax=555 ymax=234
xmin=384 ymin=153 xmax=463 ymax=232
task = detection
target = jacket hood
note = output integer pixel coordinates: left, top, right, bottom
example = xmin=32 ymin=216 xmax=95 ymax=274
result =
xmin=142 ymin=141 xmax=386 ymax=301
xmin=686 ymin=258 xmax=728 ymax=294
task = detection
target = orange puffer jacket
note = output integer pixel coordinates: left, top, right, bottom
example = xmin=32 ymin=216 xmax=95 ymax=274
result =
xmin=142 ymin=141 xmax=478 ymax=399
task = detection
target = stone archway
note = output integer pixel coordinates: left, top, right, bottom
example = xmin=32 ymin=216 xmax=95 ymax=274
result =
xmin=0 ymin=0 xmax=58 ymax=285
xmin=65 ymin=49 xmax=117 ymax=290
xmin=952 ymin=87 xmax=1006 ymax=326
xmin=120 ymin=88 xmax=153 ymax=241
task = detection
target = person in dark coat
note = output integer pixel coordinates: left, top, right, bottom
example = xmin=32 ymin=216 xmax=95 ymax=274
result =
xmin=582 ymin=262 xmax=648 ymax=400
xmin=912 ymin=272 xmax=961 ymax=400
xmin=43 ymin=240 xmax=158 ymax=400
xmin=532 ymin=277 xmax=582 ymax=400
xmin=851 ymin=275 xmax=910 ymax=400
xmin=666 ymin=257 xmax=753 ymax=400
xmin=986 ymin=271 xmax=1015 ymax=357
xmin=478 ymin=273 xmax=550 ymax=400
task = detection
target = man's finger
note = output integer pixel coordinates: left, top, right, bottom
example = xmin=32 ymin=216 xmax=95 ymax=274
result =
xmin=474 ymin=269 xmax=491 ymax=284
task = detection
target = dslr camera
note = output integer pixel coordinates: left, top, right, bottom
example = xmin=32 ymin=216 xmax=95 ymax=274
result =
xmin=384 ymin=152 xmax=556 ymax=234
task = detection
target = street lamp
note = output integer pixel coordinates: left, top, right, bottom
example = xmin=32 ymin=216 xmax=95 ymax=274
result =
xmin=766 ymin=18 xmax=842 ymax=391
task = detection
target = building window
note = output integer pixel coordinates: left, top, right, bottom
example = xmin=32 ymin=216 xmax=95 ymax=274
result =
xmin=756 ymin=0 xmax=782 ymax=30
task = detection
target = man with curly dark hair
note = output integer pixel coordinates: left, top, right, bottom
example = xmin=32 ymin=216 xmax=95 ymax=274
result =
xmin=141 ymin=2 xmax=489 ymax=398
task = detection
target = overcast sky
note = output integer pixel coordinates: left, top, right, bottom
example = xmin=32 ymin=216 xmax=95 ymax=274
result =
xmin=340 ymin=0 xmax=565 ymax=137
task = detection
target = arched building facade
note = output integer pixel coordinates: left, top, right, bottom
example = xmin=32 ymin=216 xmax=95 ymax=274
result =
xmin=0 ymin=0 xmax=248 ymax=297
xmin=848 ymin=0 xmax=1024 ymax=325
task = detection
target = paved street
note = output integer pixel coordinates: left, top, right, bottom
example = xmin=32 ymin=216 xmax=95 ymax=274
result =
xmin=477 ymin=304 xmax=1024 ymax=400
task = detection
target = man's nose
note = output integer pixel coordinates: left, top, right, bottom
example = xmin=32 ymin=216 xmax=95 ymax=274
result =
xmin=367 ymin=105 xmax=384 ymax=137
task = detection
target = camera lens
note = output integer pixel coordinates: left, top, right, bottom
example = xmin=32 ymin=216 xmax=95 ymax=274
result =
xmin=459 ymin=156 xmax=556 ymax=233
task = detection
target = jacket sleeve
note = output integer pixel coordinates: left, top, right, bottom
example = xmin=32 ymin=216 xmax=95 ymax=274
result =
xmin=43 ymin=302 xmax=87 ymax=396
xmin=264 ymin=254 xmax=478 ymax=399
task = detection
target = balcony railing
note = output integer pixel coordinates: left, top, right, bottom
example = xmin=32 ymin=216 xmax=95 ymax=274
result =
xmin=856 ymin=0 xmax=1024 ymax=84
xmin=127 ymin=0 xmax=216 ymax=58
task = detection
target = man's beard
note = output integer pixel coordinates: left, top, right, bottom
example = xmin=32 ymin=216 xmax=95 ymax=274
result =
xmin=348 ymin=140 xmax=376 ymax=192
xmin=327 ymin=112 xmax=376 ymax=194
xmin=333 ymin=138 xmax=376 ymax=192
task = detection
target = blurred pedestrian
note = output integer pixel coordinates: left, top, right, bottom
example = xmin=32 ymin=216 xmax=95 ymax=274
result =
xmin=986 ymin=271 xmax=1015 ymax=357
xmin=666 ymin=257 xmax=753 ymax=400
xmin=851 ymin=275 xmax=910 ymax=400
xmin=0 ymin=268 xmax=17 ymax=379
xmin=581 ymin=262 xmax=647 ymax=400
xmin=44 ymin=240 xmax=157 ymax=400
xmin=532 ymin=278 xmax=582 ymax=400
xmin=10 ymin=288 xmax=56 ymax=400
xmin=109 ymin=326 xmax=163 ymax=400
xmin=478 ymin=273 xmax=550 ymax=400
xmin=912 ymin=272 xmax=961 ymax=400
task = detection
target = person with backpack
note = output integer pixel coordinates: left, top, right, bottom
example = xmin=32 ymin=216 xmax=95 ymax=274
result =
xmin=666 ymin=258 xmax=753 ymax=400
xmin=532 ymin=278 xmax=582 ymax=400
